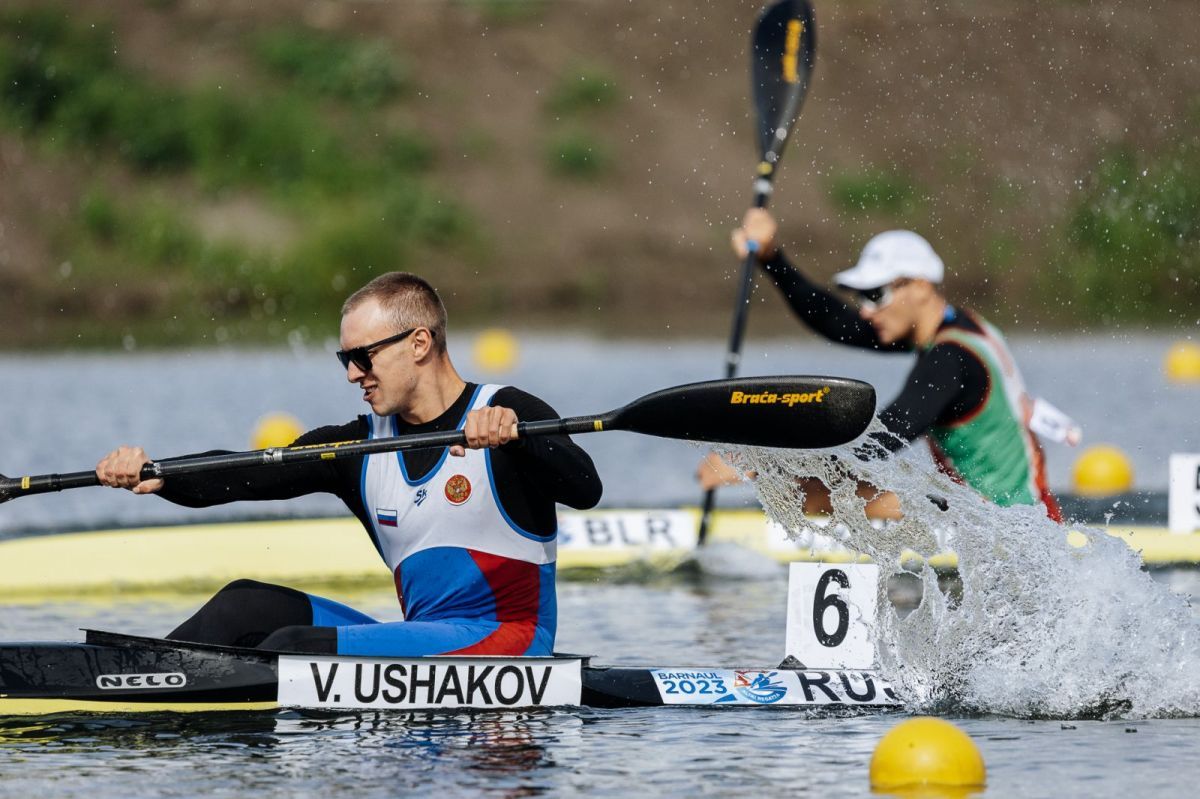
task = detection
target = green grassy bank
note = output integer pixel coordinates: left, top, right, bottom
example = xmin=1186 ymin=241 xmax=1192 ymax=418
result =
xmin=0 ymin=2 xmax=1197 ymax=347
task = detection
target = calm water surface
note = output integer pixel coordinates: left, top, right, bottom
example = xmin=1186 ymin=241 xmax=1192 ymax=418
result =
xmin=2 ymin=332 xmax=1196 ymax=535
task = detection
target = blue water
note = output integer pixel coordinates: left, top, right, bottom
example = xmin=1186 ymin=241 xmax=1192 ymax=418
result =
xmin=2 ymin=336 xmax=1200 ymax=797
xmin=2 ymin=332 xmax=1196 ymax=535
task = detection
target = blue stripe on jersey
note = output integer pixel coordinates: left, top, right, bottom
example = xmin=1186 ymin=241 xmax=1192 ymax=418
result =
xmin=335 ymin=618 xmax=504 ymax=657
xmin=359 ymin=414 xmax=384 ymax=559
xmin=397 ymin=547 xmax=497 ymax=623
xmin=484 ymin=446 xmax=558 ymax=542
xmin=531 ymin=562 xmax=557 ymax=655
xmin=308 ymin=593 xmax=378 ymax=627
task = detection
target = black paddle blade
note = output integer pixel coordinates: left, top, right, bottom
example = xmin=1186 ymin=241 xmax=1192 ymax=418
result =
xmin=608 ymin=376 xmax=875 ymax=449
xmin=0 ymin=473 xmax=10 ymax=504
xmin=752 ymin=0 xmax=816 ymax=169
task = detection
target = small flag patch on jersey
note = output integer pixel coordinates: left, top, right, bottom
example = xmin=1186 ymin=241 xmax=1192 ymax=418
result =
xmin=377 ymin=509 xmax=398 ymax=527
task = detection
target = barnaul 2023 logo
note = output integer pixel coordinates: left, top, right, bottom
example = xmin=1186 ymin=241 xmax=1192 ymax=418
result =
xmin=733 ymin=670 xmax=788 ymax=703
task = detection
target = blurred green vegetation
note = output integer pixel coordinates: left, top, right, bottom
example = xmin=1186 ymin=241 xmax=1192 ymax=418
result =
xmin=827 ymin=166 xmax=924 ymax=216
xmin=546 ymin=130 xmax=612 ymax=180
xmin=824 ymin=145 xmax=1200 ymax=326
xmin=1 ymin=4 xmax=1197 ymax=345
xmin=253 ymin=27 xmax=409 ymax=107
xmin=1057 ymin=137 xmax=1200 ymax=321
xmin=0 ymin=6 xmax=475 ymax=346
xmin=546 ymin=66 xmax=620 ymax=117
xmin=543 ymin=65 xmax=620 ymax=181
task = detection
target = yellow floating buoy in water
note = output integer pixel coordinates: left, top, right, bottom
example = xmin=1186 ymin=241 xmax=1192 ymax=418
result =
xmin=1165 ymin=341 xmax=1200 ymax=383
xmin=870 ymin=717 xmax=986 ymax=792
xmin=1072 ymin=444 xmax=1134 ymax=497
xmin=473 ymin=328 xmax=520 ymax=373
xmin=251 ymin=412 xmax=304 ymax=450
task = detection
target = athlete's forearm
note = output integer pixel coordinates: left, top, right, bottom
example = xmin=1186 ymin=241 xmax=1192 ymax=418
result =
xmin=155 ymin=456 xmax=343 ymax=507
xmin=156 ymin=421 xmax=364 ymax=508
xmin=759 ymin=251 xmax=898 ymax=350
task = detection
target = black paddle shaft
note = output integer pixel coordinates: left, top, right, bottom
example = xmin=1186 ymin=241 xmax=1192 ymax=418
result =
xmin=702 ymin=0 xmax=817 ymax=543
xmin=723 ymin=0 xmax=817 ymax=378
xmin=0 ymin=376 xmax=874 ymax=504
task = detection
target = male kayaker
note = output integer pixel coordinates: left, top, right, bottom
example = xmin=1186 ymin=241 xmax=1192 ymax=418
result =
xmin=96 ymin=272 xmax=603 ymax=655
xmin=699 ymin=209 xmax=1061 ymax=521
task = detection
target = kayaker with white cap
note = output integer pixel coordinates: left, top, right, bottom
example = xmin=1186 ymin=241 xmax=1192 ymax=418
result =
xmin=699 ymin=208 xmax=1062 ymax=521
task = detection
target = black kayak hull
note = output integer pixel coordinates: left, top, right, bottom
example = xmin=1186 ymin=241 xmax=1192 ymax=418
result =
xmin=0 ymin=631 xmax=899 ymax=714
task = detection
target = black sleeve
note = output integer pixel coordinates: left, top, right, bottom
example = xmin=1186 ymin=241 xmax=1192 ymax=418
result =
xmin=488 ymin=387 xmax=603 ymax=535
xmin=759 ymin=250 xmax=909 ymax=351
xmin=155 ymin=419 xmax=368 ymax=508
xmin=872 ymin=343 xmax=989 ymax=450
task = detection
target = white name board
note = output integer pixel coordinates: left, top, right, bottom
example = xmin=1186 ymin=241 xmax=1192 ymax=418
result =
xmin=1168 ymin=454 xmax=1200 ymax=533
xmin=278 ymin=655 xmax=582 ymax=710
xmin=784 ymin=562 xmax=878 ymax=669
xmin=558 ymin=510 xmax=697 ymax=551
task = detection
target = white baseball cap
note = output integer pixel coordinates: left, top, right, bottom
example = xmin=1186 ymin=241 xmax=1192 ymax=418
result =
xmin=833 ymin=230 xmax=944 ymax=290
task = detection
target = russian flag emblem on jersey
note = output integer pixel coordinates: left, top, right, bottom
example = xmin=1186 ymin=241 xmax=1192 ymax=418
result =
xmin=377 ymin=509 xmax=398 ymax=527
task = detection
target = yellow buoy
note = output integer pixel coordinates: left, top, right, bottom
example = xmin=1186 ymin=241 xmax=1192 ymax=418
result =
xmin=251 ymin=412 xmax=304 ymax=450
xmin=472 ymin=328 xmax=520 ymax=373
xmin=870 ymin=717 xmax=986 ymax=792
xmin=1072 ymin=444 xmax=1134 ymax=497
xmin=1165 ymin=341 xmax=1200 ymax=383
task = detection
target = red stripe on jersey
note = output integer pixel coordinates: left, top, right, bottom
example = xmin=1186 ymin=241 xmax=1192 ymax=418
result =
xmin=447 ymin=620 xmax=538 ymax=656
xmin=445 ymin=551 xmax=541 ymax=655
xmin=1031 ymin=439 xmax=1063 ymax=522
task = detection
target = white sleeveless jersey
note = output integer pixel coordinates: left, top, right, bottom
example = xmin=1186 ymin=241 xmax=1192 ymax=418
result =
xmin=359 ymin=384 xmax=557 ymax=620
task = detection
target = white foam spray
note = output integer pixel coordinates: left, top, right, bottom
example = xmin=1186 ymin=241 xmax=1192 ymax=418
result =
xmin=719 ymin=421 xmax=1200 ymax=719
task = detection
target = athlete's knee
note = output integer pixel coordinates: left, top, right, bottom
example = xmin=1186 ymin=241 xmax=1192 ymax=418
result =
xmin=193 ymin=580 xmax=283 ymax=628
xmin=219 ymin=578 xmax=278 ymax=594
xmin=258 ymin=625 xmax=338 ymax=655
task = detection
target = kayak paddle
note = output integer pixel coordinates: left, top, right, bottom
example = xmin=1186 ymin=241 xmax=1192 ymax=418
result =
xmin=0 ymin=375 xmax=874 ymax=504
xmin=700 ymin=0 xmax=817 ymax=543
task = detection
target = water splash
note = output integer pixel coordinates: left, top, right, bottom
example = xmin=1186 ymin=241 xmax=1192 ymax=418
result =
xmin=719 ymin=421 xmax=1200 ymax=719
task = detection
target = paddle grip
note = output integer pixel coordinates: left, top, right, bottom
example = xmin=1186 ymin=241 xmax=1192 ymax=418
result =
xmin=0 ymin=469 xmax=100 ymax=502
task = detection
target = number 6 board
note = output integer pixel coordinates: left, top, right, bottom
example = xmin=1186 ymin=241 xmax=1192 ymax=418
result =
xmin=784 ymin=562 xmax=878 ymax=669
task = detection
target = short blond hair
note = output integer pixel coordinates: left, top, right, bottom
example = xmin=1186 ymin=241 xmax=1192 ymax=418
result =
xmin=342 ymin=272 xmax=447 ymax=353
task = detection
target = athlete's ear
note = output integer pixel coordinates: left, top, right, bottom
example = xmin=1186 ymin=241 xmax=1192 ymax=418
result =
xmin=411 ymin=327 xmax=436 ymax=361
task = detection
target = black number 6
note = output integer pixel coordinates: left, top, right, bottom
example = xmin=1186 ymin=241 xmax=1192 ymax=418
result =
xmin=813 ymin=569 xmax=850 ymax=647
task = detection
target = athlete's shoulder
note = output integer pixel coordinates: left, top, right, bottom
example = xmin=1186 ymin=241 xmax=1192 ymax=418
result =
xmin=924 ymin=339 xmax=982 ymax=368
xmin=947 ymin=307 xmax=994 ymax=336
xmin=491 ymin=385 xmax=560 ymax=422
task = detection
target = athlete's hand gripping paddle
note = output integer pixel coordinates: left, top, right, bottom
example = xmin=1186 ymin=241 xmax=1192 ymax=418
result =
xmin=0 ymin=376 xmax=875 ymax=504
xmin=700 ymin=0 xmax=817 ymax=544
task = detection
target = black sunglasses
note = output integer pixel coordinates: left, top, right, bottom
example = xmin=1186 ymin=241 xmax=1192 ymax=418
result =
xmin=856 ymin=279 xmax=912 ymax=311
xmin=336 ymin=328 xmax=429 ymax=372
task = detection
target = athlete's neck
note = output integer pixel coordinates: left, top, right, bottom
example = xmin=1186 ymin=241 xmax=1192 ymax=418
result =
xmin=399 ymin=359 xmax=467 ymax=425
xmin=913 ymin=295 xmax=949 ymax=347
